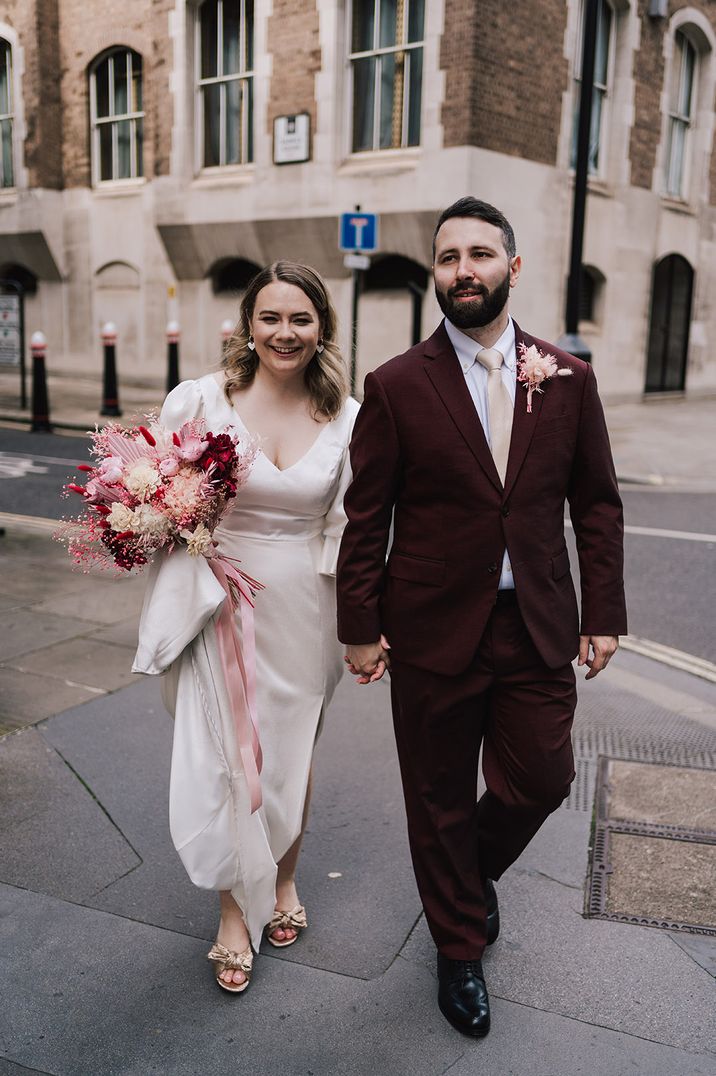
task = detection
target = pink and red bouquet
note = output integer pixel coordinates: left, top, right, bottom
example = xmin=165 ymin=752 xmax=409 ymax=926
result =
xmin=58 ymin=417 xmax=258 ymax=572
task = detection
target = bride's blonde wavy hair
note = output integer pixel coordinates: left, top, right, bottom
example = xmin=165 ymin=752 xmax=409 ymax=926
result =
xmin=222 ymin=261 xmax=349 ymax=420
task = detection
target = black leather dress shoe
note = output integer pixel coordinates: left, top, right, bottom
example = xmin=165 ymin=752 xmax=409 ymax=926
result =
xmin=436 ymin=954 xmax=490 ymax=1037
xmin=485 ymin=879 xmax=500 ymax=945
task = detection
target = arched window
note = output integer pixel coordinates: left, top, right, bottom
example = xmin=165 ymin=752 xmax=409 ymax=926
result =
xmin=198 ymin=0 xmax=254 ymax=168
xmin=579 ymin=265 xmax=605 ymax=324
xmin=209 ymin=257 xmax=260 ymax=294
xmin=349 ymin=0 xmax=425 ymax=152
xmin=90 ymin=48 xmax=144 ymax=184
xmin=645 ymin=254 xmax=693 ymax=393
xmin=364 ymin=254 xmax=428 ymax=347
xmin=0 ymin=263 xmax=38 ymax=295
xmin=570 ymin=0 xmax=615 ymax=176
xmin=0 ymin=38 xmax=14 ymax=187
xmin=664 ymin=30 xmax=697 ymax=198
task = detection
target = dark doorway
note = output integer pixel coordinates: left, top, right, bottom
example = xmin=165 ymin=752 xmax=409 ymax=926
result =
xmin=645 ymin=254 xmax=693 ymax=393
xmin=364 ymin=255 xmax=429 ymax=347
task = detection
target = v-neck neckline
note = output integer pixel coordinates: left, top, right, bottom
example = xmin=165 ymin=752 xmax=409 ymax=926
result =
xmin=210 ymin=375 xmax=333 ymax=474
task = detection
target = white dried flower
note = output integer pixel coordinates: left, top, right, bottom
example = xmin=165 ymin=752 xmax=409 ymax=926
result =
xmin=180 ymin=523 xmax=214 ymax=557
xmin=125 ymin=461 xmax=162 ymax=500
xmin=107 ymin=502 xmax=136 ymax=533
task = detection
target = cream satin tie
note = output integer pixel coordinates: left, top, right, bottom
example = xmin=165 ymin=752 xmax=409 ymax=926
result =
xmin=477 ymin=348 xmax=513 ymax=484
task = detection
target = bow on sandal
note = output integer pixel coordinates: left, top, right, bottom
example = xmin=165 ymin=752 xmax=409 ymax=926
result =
xmin=266 ymin=905 xmax=308 ymax=948
xmin=207 ymin=941 xmax=253 ymax=994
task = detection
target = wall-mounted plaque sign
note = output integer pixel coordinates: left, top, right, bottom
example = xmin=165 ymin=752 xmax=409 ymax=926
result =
xmin=273 ymin=113 xmax=311 ymax=165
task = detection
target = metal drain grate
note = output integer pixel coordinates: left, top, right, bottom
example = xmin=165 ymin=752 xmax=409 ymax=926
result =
xmin=564 ymin=757 xmax=594 ymax=812
xmin=585 ymin=756 xmax=716 ymax=936
xmin=562 ymin=690 xmax=716 ymax=811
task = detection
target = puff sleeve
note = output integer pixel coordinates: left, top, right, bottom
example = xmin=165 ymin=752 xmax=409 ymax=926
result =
xmin=159 ymin=378 xmax=206 ymax=431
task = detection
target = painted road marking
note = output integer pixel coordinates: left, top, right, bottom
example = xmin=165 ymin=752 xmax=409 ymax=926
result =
xmin=0 ymin=450 xmax=83 ymax=468
xmin=565 ymin=519 xmax=716 ymax=543
xmin=620 ymin=636 xmax=716 ymax=684
xmin=0 ymin=457 xmax=49 ymax=478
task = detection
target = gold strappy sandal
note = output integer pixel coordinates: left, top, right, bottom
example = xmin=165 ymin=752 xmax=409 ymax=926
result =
xmin=266 ymin=905 xmax=308 ymax=948
xmin=207 ymin=941 xmax=253 ymax=993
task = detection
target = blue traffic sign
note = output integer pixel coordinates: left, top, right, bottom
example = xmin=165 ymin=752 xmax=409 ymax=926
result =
xmin=339 ymin=212 xmax=378 ymax=253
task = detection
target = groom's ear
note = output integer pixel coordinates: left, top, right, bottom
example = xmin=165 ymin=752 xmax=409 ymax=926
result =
xmin=509 ymin=255 xmax=522 ymax=288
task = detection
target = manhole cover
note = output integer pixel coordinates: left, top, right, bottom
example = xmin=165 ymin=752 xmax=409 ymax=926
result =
xmin=586 ymin=757 xmax=716 ymax=935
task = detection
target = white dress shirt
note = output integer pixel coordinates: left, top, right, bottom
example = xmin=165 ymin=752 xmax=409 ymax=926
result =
xmin=444 ymin=316 xmax=516 ymax=590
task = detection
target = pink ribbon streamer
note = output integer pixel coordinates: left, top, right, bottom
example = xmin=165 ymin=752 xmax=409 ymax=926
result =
xmin=208 ymin=555 xmax=263 ymax=814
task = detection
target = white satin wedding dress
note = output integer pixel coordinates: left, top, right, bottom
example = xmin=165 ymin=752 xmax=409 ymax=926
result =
xmin=133 ymin=373 xmax=359 ymax=950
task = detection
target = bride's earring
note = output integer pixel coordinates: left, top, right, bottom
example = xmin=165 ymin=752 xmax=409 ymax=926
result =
xmin=316 ymin=339 xmax=325 ymax=355
xmin=247 ymin=336 xmax=255 ymax=351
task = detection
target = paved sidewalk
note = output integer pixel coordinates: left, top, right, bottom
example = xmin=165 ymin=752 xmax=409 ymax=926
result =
xmin=1 ymin=368 xmax=715 ymax=489
xmin=1 ymin=368 xmax=715 ymax=1073
xmin=1 ymin=518 xmax=715 ymax=1075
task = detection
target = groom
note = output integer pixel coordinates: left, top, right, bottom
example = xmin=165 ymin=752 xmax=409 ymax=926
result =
xmin=336 ymin=197 xmax=626 ymax=1037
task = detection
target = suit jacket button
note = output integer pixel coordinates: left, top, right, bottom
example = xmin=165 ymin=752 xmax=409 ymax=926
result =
xmin=501 ymin=506 xmax=510 ymax=517
xmin=487 ymin=563 xmax=498 ymax=574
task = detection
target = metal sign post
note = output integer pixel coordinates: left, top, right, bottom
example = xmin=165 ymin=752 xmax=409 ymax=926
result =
xmin=0 ymin=279 xmax=26 ymax=407
xmin=339 ymin=208 xmax=378 ymax=395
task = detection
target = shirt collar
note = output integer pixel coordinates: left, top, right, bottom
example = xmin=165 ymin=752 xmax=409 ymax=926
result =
xmin=445 ymin=317 xmax=516 ymax=374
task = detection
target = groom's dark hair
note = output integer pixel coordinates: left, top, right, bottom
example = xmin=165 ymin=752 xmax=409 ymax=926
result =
xmin=433 ymin=197 xmax=517 ymax=261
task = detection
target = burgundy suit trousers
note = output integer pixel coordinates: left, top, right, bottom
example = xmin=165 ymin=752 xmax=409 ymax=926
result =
xmin=389 ymin=591 xmax=577 ymax=960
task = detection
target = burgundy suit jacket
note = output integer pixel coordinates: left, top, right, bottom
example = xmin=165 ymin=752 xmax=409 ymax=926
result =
xmin=336 ymin=320 xmax=627 ymax=675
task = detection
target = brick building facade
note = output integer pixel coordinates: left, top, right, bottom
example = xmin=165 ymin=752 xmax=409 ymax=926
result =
xmin=1 ymin=0 xmax=714 ymax=399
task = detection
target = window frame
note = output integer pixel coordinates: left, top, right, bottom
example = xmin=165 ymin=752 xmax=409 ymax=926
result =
xmin=195 ymin=0 xmax=255 ymax=171
xmin=0 ymin=37 xmax=15 ymax=189
xmin=664 ymin=30 xmax=697 ymax=200
xmin=89 ymin=47 xmax=145 ymax=187
xmin=347 ymin=0 xmax=425 ymax=155
xmin=570 ymin=0 xmax=616 ymax=178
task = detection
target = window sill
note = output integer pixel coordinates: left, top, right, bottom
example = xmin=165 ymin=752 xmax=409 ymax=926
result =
xmin=660 ymin=196 xmax=696 ymax=217
xmin=192 ymin=165 xmax=255 ymax=189
xmin=568 ymin=171 xmax=613 ymax=198
xmin=338 ymin=147 xmax=421 ymax=177
xmin=92 ymin=178 xmax=146 ymax=197
xmin=0 ymin=187 xmax=18 ymax=204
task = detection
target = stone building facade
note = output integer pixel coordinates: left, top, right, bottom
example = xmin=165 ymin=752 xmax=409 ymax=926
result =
xmin=0 ymin=0 xmax=714 ymax=399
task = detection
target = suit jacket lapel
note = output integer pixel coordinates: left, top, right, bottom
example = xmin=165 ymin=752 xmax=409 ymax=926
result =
xmin=504 ymin=322 xmax=543 ymax=498
xmin=424 ymin=323 xmax=502 ymax=493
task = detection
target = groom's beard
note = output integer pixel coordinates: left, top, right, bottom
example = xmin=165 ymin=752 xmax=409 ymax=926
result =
xmin=434 ymin=269 xmax=511 ymax=330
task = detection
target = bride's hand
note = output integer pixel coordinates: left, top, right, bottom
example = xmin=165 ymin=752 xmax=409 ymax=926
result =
xmin=344 ymin=636 xmax=391 ymax=684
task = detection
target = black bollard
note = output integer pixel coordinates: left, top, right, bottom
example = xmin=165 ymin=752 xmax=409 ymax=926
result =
xmin=30 ymin=332 xmax=53 ymax=432
xmin=166 ymin=321 xmax=180 ymax=393
xmin=100 ymin=322 xmax=122 ymax=417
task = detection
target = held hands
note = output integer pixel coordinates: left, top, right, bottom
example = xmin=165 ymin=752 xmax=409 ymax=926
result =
xmin=344 ymin=635 xmax=392 ymax=685
xmin=578 ymin=635 xmax=619 ymax=680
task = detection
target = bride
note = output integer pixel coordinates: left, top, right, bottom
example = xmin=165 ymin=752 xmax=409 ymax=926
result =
xmin=141 ymin=262 xmax=358 ymax=993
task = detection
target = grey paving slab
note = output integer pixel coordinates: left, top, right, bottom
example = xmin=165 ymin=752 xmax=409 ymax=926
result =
xmin=669 ymin=932 xmax=716 ymax=978
xmin=32 ymin=575 xmax=145 ymax=626
xmin=0 ymin=609 xmax=94 ymax=662
xmin=42 ymin=673 xmax=421 ymax=978
xmin=401 ymin=808 xmax=716 ymax=1056
xmin=2 ymin=884 xmax=714 ymax=1076
xmin=39 ymin=679 xmax=208 ymax=934
xmin=92 ymin=617 xmax=141 ymax=648
xmin=271 ymin=672 xmax=420 ymax=977
xmin=0 ymin=729 xmax=139 ymax=903
xmin=0 ymin=668 xmax=100 ymax=732
xmin=5 ymin=637 xmax=141 ymax=694
xmin=0 ymin=1062 xmax=55 ymax=1076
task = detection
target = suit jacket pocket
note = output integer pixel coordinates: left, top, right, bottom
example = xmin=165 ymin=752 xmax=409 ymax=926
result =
xmin=551 ymin=548 xmax=571 ymax=581
xmin=388 ymin=552 xmax=446 ymax=587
